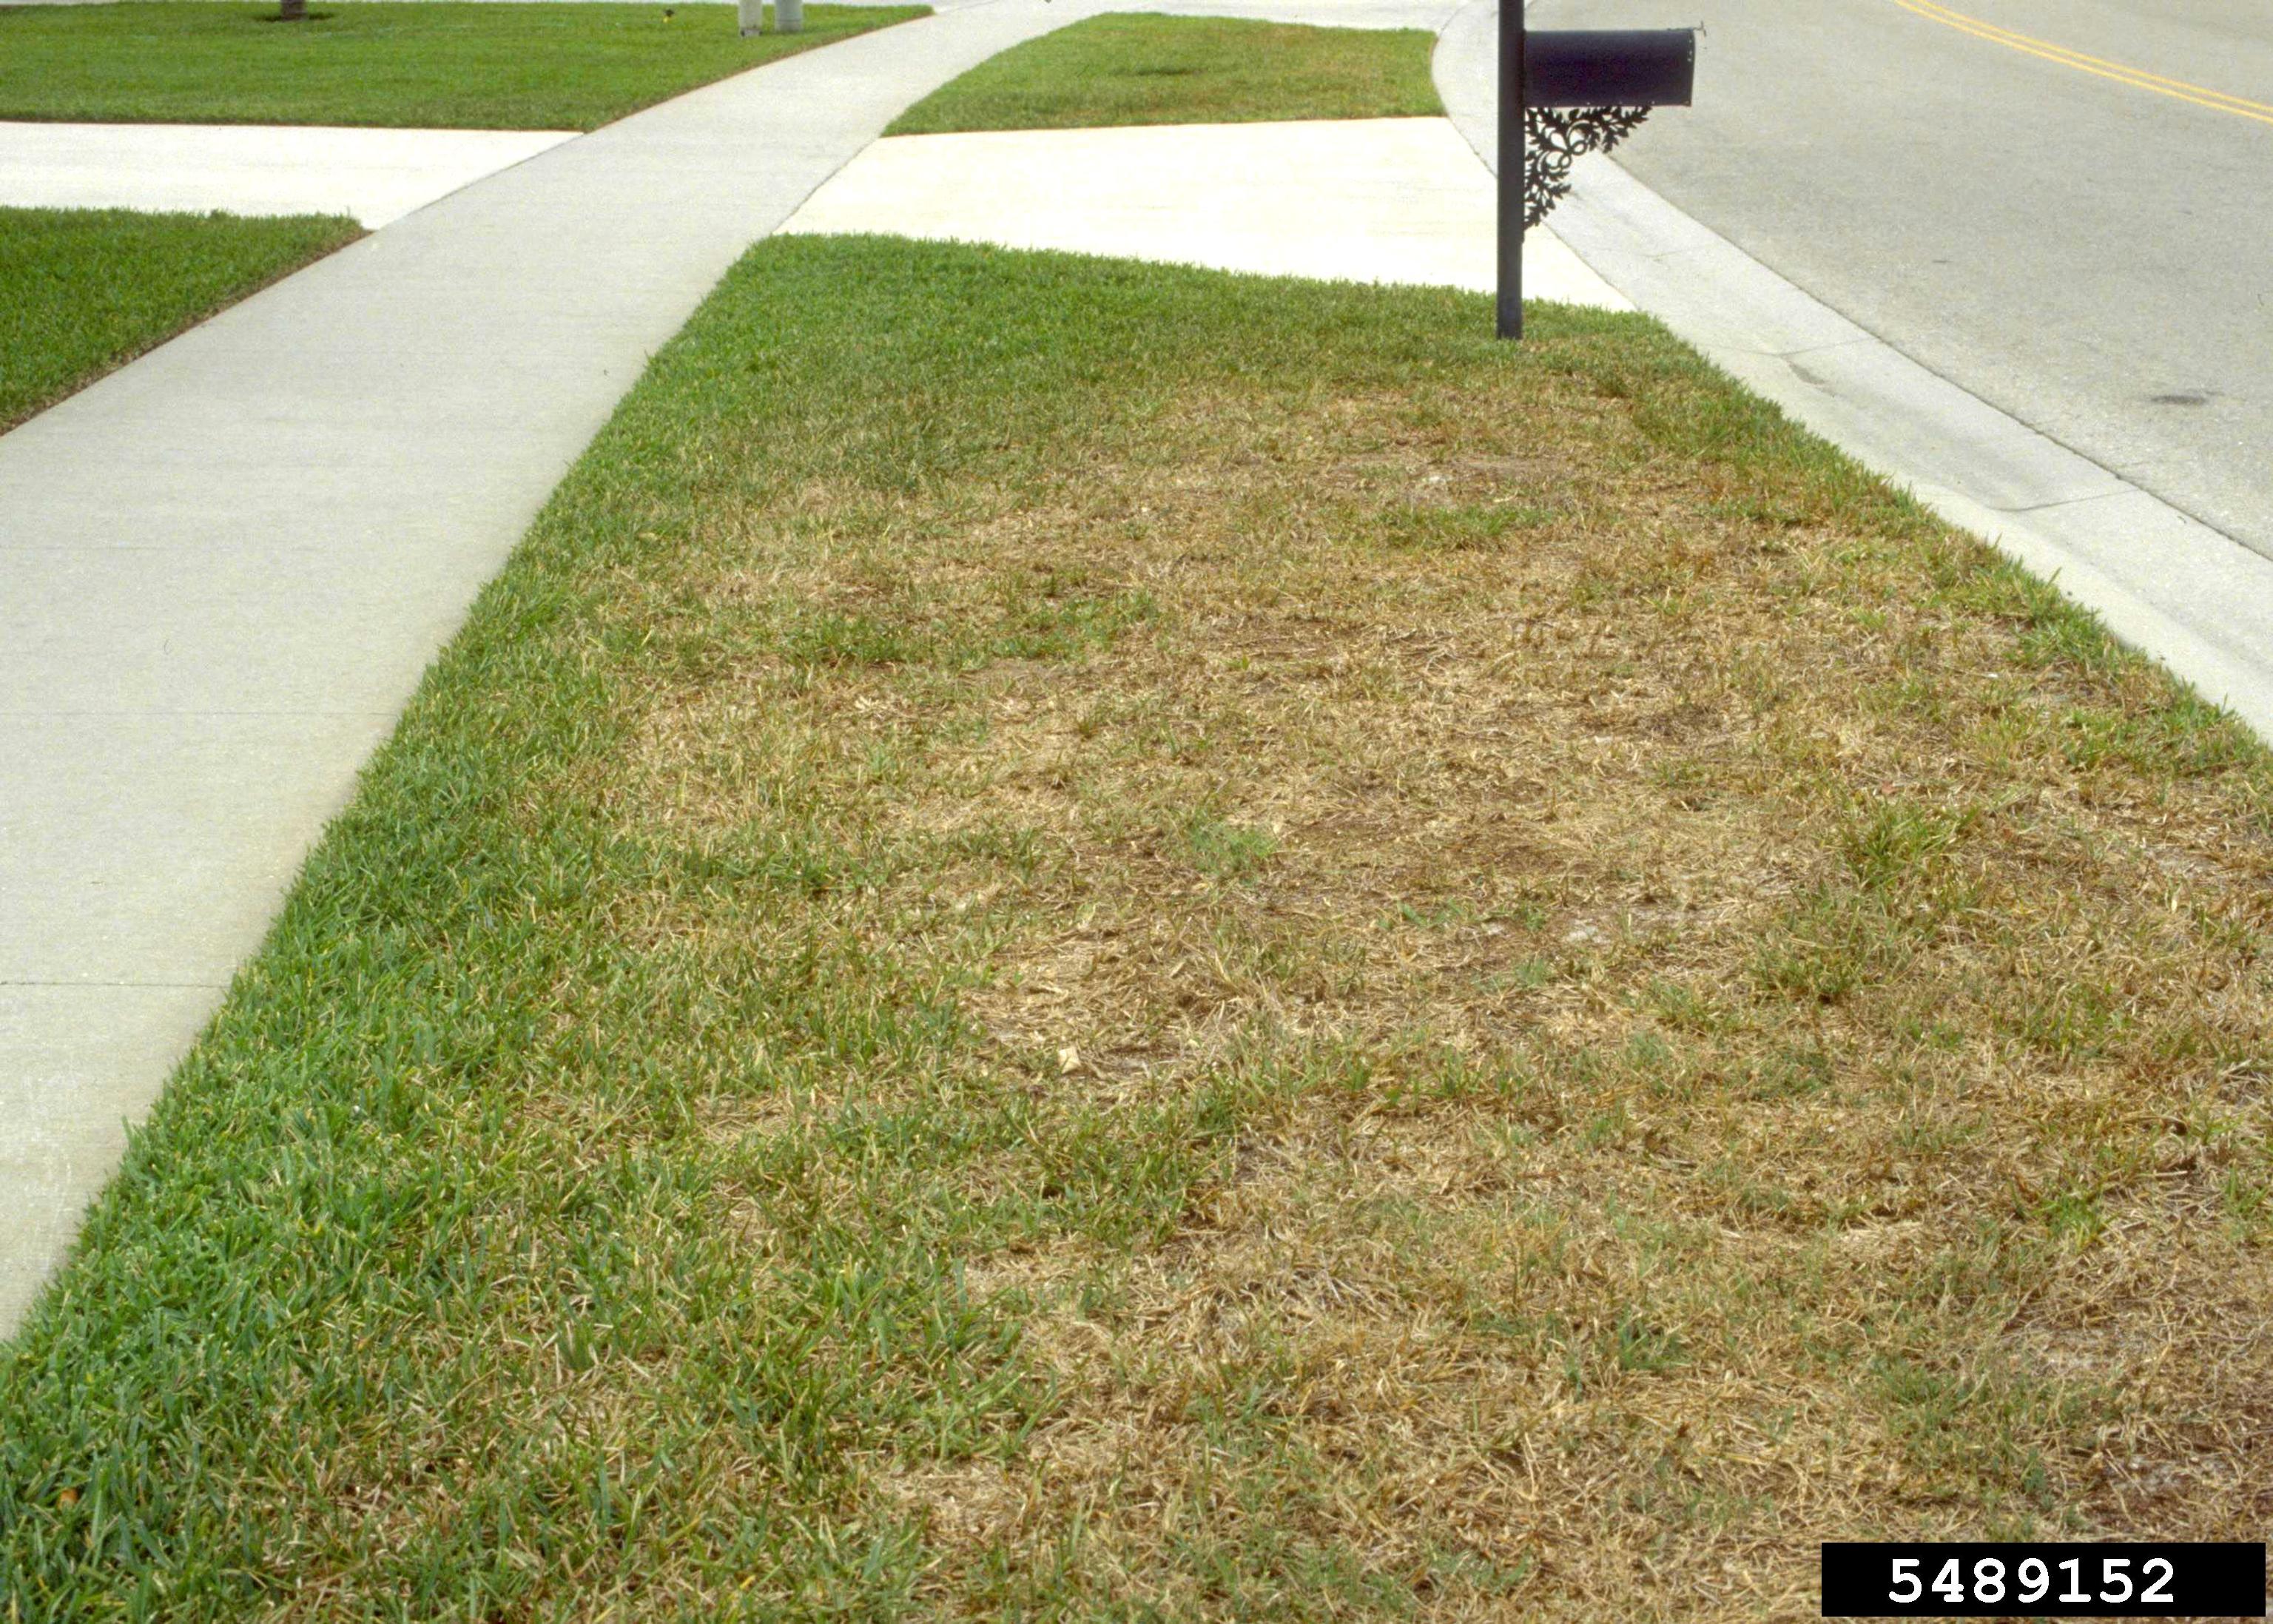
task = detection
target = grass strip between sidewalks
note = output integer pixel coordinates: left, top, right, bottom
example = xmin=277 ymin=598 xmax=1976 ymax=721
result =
xmin=886 ymin=13 xmax=1443 ymax=135
xmin=4 ymin=237 xmax=2272 ymax=1618
xmin=0 ymin=3 xmax=926 ymax=132
xmin=0 ymin=206 xmax=362 ymax=433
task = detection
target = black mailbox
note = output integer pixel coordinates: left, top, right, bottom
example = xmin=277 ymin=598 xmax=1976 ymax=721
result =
xmin=1498 ymin=10 xmax=1700 ymax=339
xmin=1526 ymin=29 xmax=1696 ymax=109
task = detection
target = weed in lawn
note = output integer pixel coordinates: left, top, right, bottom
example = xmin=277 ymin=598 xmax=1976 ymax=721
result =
xmin=1183 ymin=816 xmax=1279 ymax=880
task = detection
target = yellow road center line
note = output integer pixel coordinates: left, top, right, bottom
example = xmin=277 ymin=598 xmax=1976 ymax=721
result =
xmin=1890 ymin=0 xmax=2273 ymax=128
xmin=1904 ymin=0 xmax=2273 ymax=109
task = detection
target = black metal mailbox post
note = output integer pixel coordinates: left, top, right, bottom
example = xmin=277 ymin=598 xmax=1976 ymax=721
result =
xmin=1499 ymin=10 xmax=1697 ymax=338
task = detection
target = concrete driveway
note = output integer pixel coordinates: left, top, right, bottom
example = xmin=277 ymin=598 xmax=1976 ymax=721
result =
xmin=1526 ymin=0 xmax=2273 ymax=562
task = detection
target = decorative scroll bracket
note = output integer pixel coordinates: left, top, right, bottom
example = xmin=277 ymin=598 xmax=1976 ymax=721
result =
xmin=1524 ymin=105 xmax=1651 ymax=229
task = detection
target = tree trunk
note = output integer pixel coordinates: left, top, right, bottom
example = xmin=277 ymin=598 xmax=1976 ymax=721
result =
xmin=279 ymin=0 xmax=306 ymax=20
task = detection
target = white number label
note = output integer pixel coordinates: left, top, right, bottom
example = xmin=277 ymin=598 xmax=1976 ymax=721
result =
xmin=1933 ymin=1558 xmax=1965 ymax=1603
xmin=2101 ymin=1557 xmax=2133 ymax=1603
xmin=2141 ymin=1557 xmax=2176 ymax=1603
xmin=1857 ymin=1546 xmax=2196 ymax=1611
xmin=1972 ymin=1558 xmax=2006 ymax=1603
xmin=2016 ymin=1557 xmax=2050 ymax=1603
xmin=1889 ymin=1558 xmax=1921 ymax=1604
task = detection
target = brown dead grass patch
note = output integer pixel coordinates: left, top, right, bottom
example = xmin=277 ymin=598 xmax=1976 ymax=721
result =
xmin=582 ymin=277 xmax=2273 ymax=1617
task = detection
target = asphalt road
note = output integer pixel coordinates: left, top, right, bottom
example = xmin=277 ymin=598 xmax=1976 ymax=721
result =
xmin=1529 ymin=0 xmax=2273 ymax=562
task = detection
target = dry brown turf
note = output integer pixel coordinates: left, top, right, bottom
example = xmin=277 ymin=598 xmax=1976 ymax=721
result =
xmin=6 ymin=237 xmax=2270 ymax=1618
xmin=607 ymin=246 xmax=2273 ymax=1613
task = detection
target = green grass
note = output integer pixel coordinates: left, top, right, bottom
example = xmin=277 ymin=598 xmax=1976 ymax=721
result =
xmin=0 ymin=206 xmax=362 ymax=432
xmin=886 ymin=12 xmax=1443 ymax=135
xmin=4 ymin=237 xmax=2272 ymax=1617
xmin=0 ymin=2 xmax=926 ymax=131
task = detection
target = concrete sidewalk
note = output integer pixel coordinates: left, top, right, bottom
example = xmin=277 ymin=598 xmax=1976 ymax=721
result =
xmin=0 ymin=0 xmax=1143 ymax=1338
xmin=779 ymin=117 xmax=1628 ymax=306
xmin=0 ymin=121 xmax=576 ymax=227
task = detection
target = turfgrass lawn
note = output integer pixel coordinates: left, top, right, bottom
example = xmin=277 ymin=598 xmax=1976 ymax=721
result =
xmin=0 ymin=206 xmax=361 ymax=432
xmin=886 ymin=13 xmax=1441 ymax=135
xmin=0 ymin=3 xmax=924 ymax=131
xmin=7 ymin=237 xmax=2273 ymax=1616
